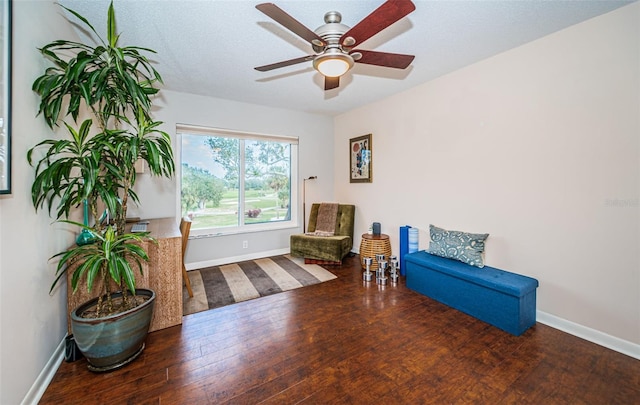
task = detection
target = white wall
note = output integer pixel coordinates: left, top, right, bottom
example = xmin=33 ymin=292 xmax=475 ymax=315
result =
xmin=334 ymin=3 xmax=639 ymax=346
xmin=0 ymin=1 xmax=81 ymax=403
xmin=134 ymin=90 xmax=335 ymax=266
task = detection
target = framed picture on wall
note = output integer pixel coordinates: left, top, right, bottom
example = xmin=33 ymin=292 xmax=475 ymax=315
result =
xmin=350 ymin=134 xmax=372 ymax=183
xmin=0 ymin=0 xmax=11 ymax=194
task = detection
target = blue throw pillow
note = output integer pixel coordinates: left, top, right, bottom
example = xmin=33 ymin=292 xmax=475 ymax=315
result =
xmin=427 ymin=224 xmax=489 ymax=268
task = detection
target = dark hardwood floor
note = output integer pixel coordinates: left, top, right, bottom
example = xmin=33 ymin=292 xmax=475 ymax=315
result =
xmin=41 ymin=254 xmax=640 ymax=404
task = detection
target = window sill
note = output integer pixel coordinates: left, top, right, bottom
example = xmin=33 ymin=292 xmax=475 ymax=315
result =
xmin=188 ymin=222 xmax=300 ymax=239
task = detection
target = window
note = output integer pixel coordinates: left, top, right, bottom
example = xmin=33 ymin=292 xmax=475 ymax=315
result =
xmin=178 ymin=124 xmax=298 ymax=236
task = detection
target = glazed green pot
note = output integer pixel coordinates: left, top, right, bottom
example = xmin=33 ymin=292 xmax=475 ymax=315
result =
xmin=71 ymin=288 xmax=155 ymax=372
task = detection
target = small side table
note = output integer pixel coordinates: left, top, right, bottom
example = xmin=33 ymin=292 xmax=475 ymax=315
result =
xmin=360 ymin=233 xmax=392 ymax=270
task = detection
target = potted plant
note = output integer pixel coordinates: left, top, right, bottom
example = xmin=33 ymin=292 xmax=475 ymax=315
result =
xmin=27 ymin=1 xmax=175 ymax=371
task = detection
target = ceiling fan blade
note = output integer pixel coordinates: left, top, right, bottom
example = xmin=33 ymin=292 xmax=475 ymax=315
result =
xmin=255 ymin=55 xmax=315 ymax=72
xmin=353 ymin=50 xmax=414 ymax=69
xmin=340 ymin=0 xmax=415 ymax=48
xmin=256 ymin=3 xmax=326 ymax=47
xmin=324 ymin=76 xmax=340 ymax=91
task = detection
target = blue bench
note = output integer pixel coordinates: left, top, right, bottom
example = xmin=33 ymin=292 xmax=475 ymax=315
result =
xmin=405 ymin=251 xmax=538 ymax=336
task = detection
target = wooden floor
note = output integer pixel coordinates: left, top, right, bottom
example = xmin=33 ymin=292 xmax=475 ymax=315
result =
xmin=41 ymin=254 xmax=640 ymax=404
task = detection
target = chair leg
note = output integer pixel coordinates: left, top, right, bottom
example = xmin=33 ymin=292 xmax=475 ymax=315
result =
xmin=182 ymin=263 xmax=193 ymax=298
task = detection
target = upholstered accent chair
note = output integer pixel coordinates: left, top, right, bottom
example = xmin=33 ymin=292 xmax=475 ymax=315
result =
xmin=290 ymin=203 xmax=355 ymax=265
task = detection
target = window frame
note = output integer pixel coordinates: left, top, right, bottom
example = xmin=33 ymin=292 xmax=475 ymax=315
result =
xmin=177 ymin=124 xmax=299 ymax=238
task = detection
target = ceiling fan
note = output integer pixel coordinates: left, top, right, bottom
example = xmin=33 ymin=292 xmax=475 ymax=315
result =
xmin=254 ymin=0 xmax=416 ymax=91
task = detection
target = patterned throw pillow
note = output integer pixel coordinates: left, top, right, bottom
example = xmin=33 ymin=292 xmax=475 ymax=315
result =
xmin=427 ymin=224 xmax=489 ymax=268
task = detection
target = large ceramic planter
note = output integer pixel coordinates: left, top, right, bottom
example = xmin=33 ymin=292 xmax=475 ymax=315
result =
xmin=71 ymin=288 xmax=155 ymax=372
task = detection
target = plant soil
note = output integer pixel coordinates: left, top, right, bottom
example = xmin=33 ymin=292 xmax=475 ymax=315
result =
xmin=79 ymin=294 xmax=150 ymax=319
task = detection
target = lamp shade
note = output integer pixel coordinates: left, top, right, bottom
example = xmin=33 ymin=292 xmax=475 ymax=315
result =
xmin=313 ymin=50 xmax=354 ymax=78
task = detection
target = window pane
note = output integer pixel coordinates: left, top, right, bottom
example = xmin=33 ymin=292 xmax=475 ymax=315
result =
xmin=181 ymin=134 xmax=239 ymax=230
xmin=180 ymin=127 xmax=297 ymax=236
xmin=244 ymin=140 xmax=291 ymax=224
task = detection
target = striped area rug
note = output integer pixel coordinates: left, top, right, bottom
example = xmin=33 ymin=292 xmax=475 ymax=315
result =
xmin=182 ymin=254 xmax=337 ymax=316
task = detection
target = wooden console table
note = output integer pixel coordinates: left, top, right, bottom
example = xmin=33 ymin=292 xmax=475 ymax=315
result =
xmin=66 ymin=217 xmax=183 ymax=333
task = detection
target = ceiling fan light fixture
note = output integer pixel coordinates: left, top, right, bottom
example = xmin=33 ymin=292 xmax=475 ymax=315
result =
xmin=313 ymin=51 xmax=354 ymax=77
xmin=255 ymin=1 xmax=416 ymax=90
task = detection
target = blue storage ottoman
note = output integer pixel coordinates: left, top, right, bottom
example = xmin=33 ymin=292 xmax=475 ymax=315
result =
xmin=405 ymin=251 xmax=538 ymax=336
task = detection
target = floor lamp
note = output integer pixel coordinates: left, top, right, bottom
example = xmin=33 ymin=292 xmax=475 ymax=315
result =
xmin=303 ymin=176 xmax=317 ymax=233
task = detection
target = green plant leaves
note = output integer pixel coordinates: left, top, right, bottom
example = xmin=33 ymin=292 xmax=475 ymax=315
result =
xmin=32 ymin=1 xmax=174 ymax=305
xmin=50 ymin=220 xmax=155 ymax=297
xmin=28 ymin=119 xmax=100 ymax=218
xmin=32 ymin=2 xmax=163 ymax=129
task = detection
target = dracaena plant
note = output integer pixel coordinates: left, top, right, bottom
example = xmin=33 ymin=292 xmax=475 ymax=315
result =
xmin=32 ymin=2 xmax=161 ymax=130
xmin=27 ymin=1 xmax=174 ymax=316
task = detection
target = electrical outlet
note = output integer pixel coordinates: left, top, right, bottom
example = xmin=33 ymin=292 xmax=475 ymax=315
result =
xmin=242 ymin=240 xmax=248 ymax=249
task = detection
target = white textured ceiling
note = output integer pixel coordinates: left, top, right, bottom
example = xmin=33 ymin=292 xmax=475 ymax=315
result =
xmin=58 ymin=0 xmax=634 ymax=116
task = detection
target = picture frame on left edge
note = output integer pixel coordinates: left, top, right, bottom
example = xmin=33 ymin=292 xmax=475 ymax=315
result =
xmin=350 ymin=134 xmax=372 ymax=183
xmin=0 ymin=0 xmax=11 ymax=194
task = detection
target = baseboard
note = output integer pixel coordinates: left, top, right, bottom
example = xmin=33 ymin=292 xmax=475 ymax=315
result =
xmin=21 ymin=337 xmax=65 ymax=405
xmin=186 ymin=248 xmax=290 ymax=270
xmin=536 ymin=310 xmax=640 ymax=360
